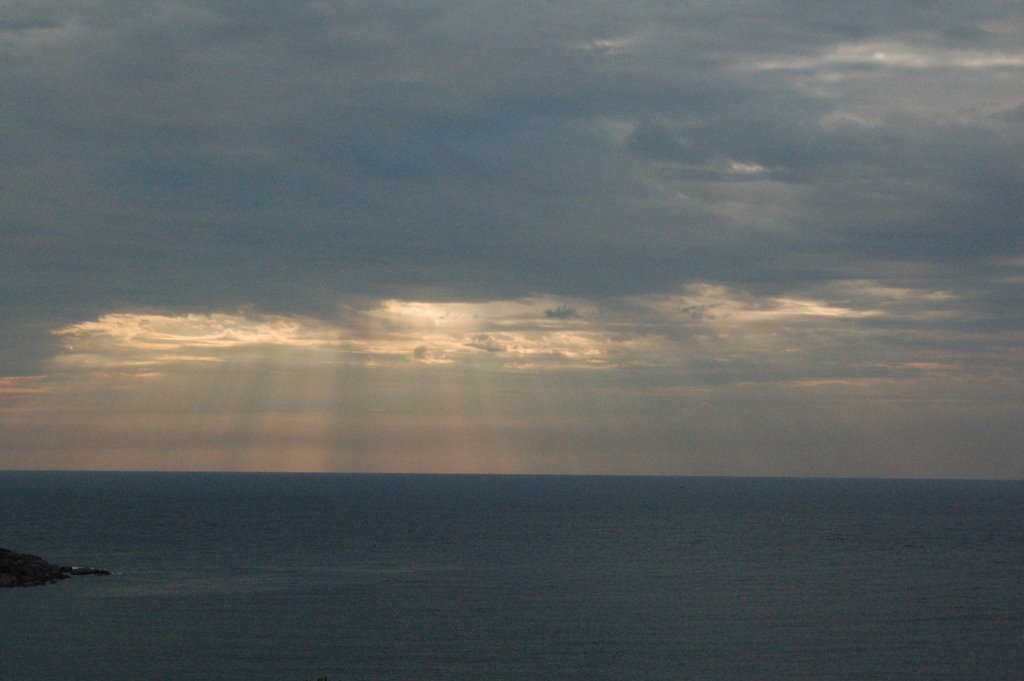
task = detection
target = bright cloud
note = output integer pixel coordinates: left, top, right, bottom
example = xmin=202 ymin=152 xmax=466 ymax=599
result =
xmin=571 ymin=35 xmax=645 ymax=55
xmin=48 ymin=302 xmax=615 ymax=370
xmin=751 ymin=42 xmax=1024 ymax=72
xmin=57 ymin=312 xmax=343 ymax=350
xmin=728 ymin=161 xmax=767 ymax=175
xmin=52 ymin=312 xmax=343 ymax=368
xmin=0 ymin=375 xmax=52 ymax=395
xmin=44 ymin=284 xmax=905 ymax=376
xmin=353 ymin=298 xmax=615 ymax=367
xmin=641 ymin=283 xmax=882 ymax=326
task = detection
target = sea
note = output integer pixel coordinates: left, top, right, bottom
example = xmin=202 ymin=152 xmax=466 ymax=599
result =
xmin=1 ymin=472 xmax=1021 ymax=681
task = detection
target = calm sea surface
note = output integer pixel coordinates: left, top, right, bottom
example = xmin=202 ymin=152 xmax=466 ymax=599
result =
xmin=1 ymin=472 xmax=1021 ymax=680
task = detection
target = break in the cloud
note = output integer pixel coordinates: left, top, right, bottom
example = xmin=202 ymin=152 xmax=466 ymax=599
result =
xmin=43 ymin=284 xmax=931 ymax=376
xmin=1 ymin=1 xmax=1021 ymax=476
xmin=52 ymin=312 xmax=344 ymax=368
xmin=49 ymin=299 xmax=622 ymax=371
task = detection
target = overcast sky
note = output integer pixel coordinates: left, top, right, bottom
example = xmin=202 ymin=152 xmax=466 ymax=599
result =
xmin=2 ymin=1 xmax=1022 ymax=477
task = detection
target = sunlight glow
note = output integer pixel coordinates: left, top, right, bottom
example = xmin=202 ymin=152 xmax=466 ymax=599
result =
xmin=45 ymin=285 xmax=905 ymax=374
xmin=56 ymin=312 xmax=342 ymax=351
xmin=1 ymin=280 xmax=1013 ymax=475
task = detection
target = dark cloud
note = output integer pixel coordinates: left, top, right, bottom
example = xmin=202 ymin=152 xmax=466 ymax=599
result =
xmin=466 ymin=334 xmax=507 ymax=353
xmin=544 ymin=306 xmax=580 ymax=320
xmin=4 ymin=4 xmax=1018 ymax=304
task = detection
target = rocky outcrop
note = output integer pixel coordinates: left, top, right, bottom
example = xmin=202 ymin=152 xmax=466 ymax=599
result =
xmin=0 ymin=547 xmax=110 ymax=587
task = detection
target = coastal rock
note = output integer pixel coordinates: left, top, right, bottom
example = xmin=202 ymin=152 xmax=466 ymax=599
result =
xmin=0 ymin=547 xmax=109 ymax=587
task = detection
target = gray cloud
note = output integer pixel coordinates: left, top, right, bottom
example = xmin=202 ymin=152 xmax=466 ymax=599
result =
xmin=1 ymin=1 xmax=1021 ymax=475
xmin=2 ymin=6 xmax=1019 ymax=300
xmin=544 ymin=306 xmax=579 ymax=320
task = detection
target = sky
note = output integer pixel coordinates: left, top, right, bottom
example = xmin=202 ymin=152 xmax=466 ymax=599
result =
xmin=1 ymin=1 xmax=1022 ymax=477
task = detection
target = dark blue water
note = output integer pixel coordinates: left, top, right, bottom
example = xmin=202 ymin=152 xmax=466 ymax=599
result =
xmin=1 ymin=473 xmax=1022 ymax=680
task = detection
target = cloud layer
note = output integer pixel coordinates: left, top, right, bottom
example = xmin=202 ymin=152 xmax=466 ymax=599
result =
xmin=1 ymin=1 xmax=1021 ymax=476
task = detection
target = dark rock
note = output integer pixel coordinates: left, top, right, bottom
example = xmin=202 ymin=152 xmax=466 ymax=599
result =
xmin=0 ymin=547 xmax=109 ymax=587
